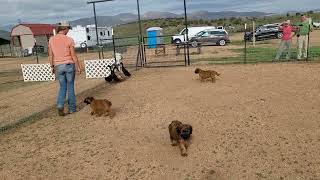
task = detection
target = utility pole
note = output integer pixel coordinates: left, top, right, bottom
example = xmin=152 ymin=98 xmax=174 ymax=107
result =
xmin=87 ymin=0 xmax=114 ymax=59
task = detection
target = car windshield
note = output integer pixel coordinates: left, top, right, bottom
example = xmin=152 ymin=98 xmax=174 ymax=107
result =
xmin=196 ymin=31 xmax=205 ymax=37
xmin=180 ymin=29 xmax=187 ymax=35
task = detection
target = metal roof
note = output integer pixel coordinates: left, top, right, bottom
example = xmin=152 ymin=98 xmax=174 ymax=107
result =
xmin=12 ymin=24 xmax=55 ymax=36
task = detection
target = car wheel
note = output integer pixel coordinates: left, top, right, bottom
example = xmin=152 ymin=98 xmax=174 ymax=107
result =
xmin=218 ymin=39 xmax=226 ymax=46
xmin=191 ymin=41 xmax=198 ymax=47
xmin=80 ymin=43 xmax=87 ymax=48
xmin=173 ymin=39 xmax=182 ymax=44
xmin=277 ymin=33 xmax=283 ymax=39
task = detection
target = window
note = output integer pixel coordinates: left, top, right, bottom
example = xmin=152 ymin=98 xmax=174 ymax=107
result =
xmin=107 ymin=31 xmax=110 ymax=36
xmin=196 ymin=31 xmax=205 ymax=37
xmin=180 ymin=29 xmax=187 ymax=35
xmin=202 ymin=32 xmax=209 ymax=37
xmin=210 ymin=31 xmax=226 ymax=35
xmin=260 ymin=26 xmax=267 ymax=31
xmin=86 ymin=28 xmax=89 ymax=33
xmin=87 ymin=36 xmax=91 ymax=40
xmin=100 ymin=32 xmax=103 ymax=36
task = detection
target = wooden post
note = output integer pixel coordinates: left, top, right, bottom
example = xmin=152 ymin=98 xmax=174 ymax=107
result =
xmin=253 ymin=21 xmax=256 ymax=47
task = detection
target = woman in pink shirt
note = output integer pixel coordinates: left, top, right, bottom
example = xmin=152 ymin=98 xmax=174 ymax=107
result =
xmin=275 ymin=20 xmax=293 ymax=61
xmin=48 ymin=21 xmax=81 ymax=116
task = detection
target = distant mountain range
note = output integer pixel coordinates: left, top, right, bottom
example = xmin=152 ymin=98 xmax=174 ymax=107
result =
xmin=0 ymin=30 xmax=10 ymax=40
xmin=0 ymin=11 xmax=271 ymax=31
xmin=0 ymin=25 xmax=13 ymax=33
xmin=69 ymin=11 xmax=271 ymax=27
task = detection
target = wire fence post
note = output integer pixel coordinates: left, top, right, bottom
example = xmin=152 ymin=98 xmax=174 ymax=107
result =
xmin=244 ymin=23 xmax=247 ymax=64
xmin=112 ymin=31 xmax=116 ymax=63
xmin=306 ymin=18 xmax=312 ymax=62
xmin=183 ymin=0 xmax=190 ymax=66
xmin=92 ymin=3 xmax=101 ymax=59
xmin=136 ymin=0 xmax=145 ymax=67
xmin=34 ymin=41 xmax=39 ymax=64
xmin=87 ymin=0 xmax=114 ymax=59
xmin=252 ymin=21 xmax=256 ymax=47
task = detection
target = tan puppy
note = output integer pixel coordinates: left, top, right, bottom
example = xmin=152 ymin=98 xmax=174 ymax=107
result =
xmin=168 ymin=121 xmax=193 ymax=156
xmin=194 ymin=68 xmax=220 ymax=83
xmin=84 ymin=97 xmax=115 ymax=118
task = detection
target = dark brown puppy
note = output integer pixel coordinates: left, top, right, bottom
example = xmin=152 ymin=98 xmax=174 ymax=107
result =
xmin=84 ymin=97 xmax=115 ymax=118
xmin=194 ymin=68 xmax=220 ymax=83
xmin=168 ymin=121 xmax=193 ymax=156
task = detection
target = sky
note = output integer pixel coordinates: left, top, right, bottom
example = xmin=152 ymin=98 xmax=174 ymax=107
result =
xmin=0 ymin=0 xmax=319 ymax=26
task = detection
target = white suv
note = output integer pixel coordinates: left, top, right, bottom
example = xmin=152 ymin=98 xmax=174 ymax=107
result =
xmin=171 ymin=26 xmax=215 ymax=44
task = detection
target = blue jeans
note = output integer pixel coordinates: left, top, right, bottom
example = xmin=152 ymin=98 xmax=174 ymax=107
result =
xmin=55 ymin=63 xmax=76 ymax=113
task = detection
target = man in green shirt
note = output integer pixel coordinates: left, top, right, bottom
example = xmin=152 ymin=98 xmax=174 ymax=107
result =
xmin=295 ymin=14 xmax=313 ymax=60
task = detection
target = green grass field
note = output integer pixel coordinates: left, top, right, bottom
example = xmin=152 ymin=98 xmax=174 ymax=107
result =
xmin=191 ymin=47 xmax=320 ymax=64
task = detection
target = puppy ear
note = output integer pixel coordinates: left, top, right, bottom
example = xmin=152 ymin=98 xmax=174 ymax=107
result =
xmin=176 ymin=126 xmax=181 ymax=134
xmin=105 ymin=99 xmax=112 ymax=107
xmin=84 ymin=97 xmax=89 ymax=104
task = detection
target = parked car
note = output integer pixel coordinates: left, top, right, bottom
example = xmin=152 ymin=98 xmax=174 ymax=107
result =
xmin=313 ymin=22 xmax=320 ymax=28
xmin=244 ymin=24 xmax=283 ymax=41
xmin=189 ymin=29 xmax=230 ymax=47
xmin=171 ymin=26 xmax=215 ymax=44
xmin=33 ymin=45 xmax=44 ymax=53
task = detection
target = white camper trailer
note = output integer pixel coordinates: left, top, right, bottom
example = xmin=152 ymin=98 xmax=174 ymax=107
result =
xmin=67 ymin=25 xmax=113 ymax=48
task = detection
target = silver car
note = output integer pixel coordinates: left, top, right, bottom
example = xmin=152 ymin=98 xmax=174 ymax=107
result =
xmin=190 ymin=29 xmax=230 ymax=47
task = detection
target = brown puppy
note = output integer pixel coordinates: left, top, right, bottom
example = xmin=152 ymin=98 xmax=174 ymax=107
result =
xmin=194 ymin=68 xmax=220 ymax=83
xmin=168 ymin=121 xmax=193 ymax=156
xmin=84 ymin=97 xmax=115 ymax=118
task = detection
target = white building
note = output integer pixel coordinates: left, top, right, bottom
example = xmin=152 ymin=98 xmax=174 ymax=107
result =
xmin=67 ymin=25 xmax=113 ymax=48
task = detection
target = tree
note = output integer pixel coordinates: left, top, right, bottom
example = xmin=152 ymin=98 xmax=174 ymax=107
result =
xmin=233 ymin=18 xmax=242 ymax=25
xmin=198 ymin=19 xmax=204 ymax=25
xmin=308 ymin=10 xmax=314 ymax=14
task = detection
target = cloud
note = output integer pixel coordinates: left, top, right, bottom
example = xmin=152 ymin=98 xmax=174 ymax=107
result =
xmin=0 ymin=0 xmax=319 ymax=26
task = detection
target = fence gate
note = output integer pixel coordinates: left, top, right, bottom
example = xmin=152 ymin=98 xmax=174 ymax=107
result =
xmin=143 ymin=35 xmax=188 ymax=67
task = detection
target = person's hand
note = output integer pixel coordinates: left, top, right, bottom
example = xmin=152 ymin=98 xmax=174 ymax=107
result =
xmin=76 ymin=65 xmax=81 ymax=74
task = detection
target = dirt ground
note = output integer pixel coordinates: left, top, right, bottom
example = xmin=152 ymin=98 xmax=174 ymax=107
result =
xmin=1 ymin=63 xmax=320 ymax=179
xmin=0 ymin=50 xmax=140 ymax=128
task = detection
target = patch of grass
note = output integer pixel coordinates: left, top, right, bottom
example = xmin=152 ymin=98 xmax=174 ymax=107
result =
xmin=191 ymin=46 xmax=320 ymax=64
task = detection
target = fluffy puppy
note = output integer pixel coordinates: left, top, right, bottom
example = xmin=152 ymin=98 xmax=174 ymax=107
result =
xmin=194 ymin=68 xmax=220 ymax=83
xmin=83 ymin=97 xmax=115 ymax=118
xmin=168 ymin=121 xmax=193 ymax=156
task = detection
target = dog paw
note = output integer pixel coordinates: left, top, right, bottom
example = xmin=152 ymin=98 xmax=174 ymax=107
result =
xmin=181 ymin=152 xmax=188 ymax=157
